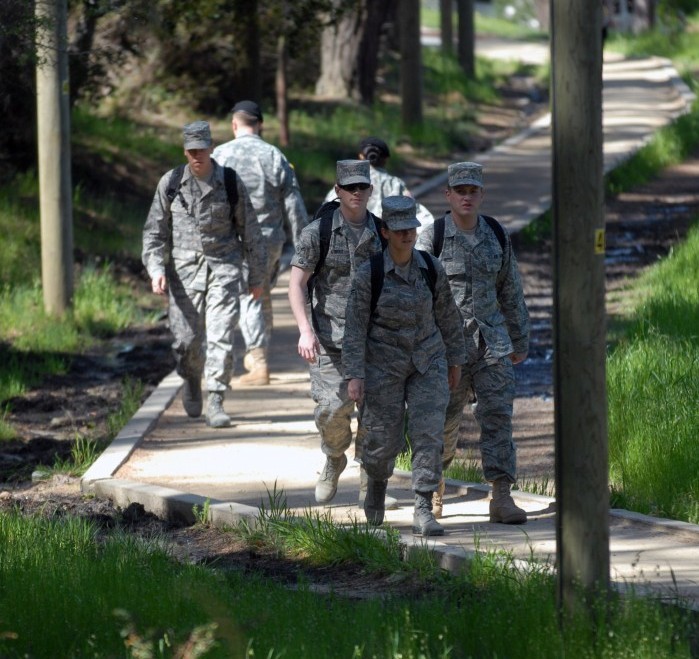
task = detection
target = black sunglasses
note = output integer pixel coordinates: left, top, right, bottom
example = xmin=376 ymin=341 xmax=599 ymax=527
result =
xmin=339 ymin=183 xmax=370 ymax=192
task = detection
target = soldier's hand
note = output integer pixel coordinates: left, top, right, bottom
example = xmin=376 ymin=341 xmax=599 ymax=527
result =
xmin=448 ymin=365 xmax=462 ymax=391
xmin=250 ymin=285 xmax=264 ymax=300
xmin=510 ymin=351 xmax=528 ymax=365
xmin=297 ymin=328 xmax=319 ymax=363
xmin=348 ymin=378 xmax=364 ymax=403
xmin=152 ymin=275 xmax=167 ymax=296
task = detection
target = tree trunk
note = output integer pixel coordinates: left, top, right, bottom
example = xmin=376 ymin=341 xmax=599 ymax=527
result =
xmin=456 ymin=0 xmax=475 ymax=79
xmin=399 ymin=0 xmax=422 ymax=128
xmin=440 ymin=0 xmax=453 ymax=54
xmin=357 ymin=0 xmax=396 ymax=105
xmin=315 ymin=1 xmax=366 ymax=99
xmin=276 ymin=33 xmax=289 ymax=147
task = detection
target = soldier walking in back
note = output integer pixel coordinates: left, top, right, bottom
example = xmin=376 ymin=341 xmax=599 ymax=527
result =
xmin=143 ymin=121 xmax=266 ymax=428
xmin=213 ymin=100 xmax=308 ymax=385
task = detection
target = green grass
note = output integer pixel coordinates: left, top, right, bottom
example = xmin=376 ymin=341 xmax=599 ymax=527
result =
xmin=0 ymin=498 xmax=695 ymax=658
xmin=607 ymin=223 xmax=699 ymax=523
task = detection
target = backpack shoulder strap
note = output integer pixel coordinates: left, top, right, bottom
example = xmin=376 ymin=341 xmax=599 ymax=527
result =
xmin=417 ymin=250 xmax=438 ymax=298
xmin=370 ymin=211 xmax=388 ymax=250
xmin=222 ymin=166 xmax=239 ymax=210
xmin=433 ymin=215 xmax=446 ymax=257
xmin=369 ymin=251 xmax=385 ymax=314
xmin=482 ymin=214 xmax=507 ymax=252
xmin=165 ymin=164 xmax=186 ymax=204
xmin=306 ymin=212 xmax=333 ymax=305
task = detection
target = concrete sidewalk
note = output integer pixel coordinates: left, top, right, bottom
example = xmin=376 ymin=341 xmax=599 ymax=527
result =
xmin=82 ymin=52 xmax=699 ymax=610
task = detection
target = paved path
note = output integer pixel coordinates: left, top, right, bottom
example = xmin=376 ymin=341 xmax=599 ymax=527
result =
xmin=82 ymin=48 xmax=699 ymax=610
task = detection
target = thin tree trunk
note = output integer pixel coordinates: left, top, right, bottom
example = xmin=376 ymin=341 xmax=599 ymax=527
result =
xmin=276 ymin=33 xmax=289 ymax=147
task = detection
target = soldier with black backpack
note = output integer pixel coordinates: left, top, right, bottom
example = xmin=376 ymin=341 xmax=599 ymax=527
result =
xmin=343 ymin=196 xmax=465 ymax=536
xmin=288 ymin=159 xmax=390 ymax=507
xmin=142 ymin=121 xmax=266 ymax=429
xmin=416 ymin=162 xmax=531 ymax=524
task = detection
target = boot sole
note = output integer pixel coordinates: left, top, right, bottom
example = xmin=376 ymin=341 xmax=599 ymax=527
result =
xmin=206 ymin=418 xmax=232 ymax=428
xmin=412 ymin=526 xmax=445 ymax=536
xmin=489 ymin=514 xmax=527 ymax=524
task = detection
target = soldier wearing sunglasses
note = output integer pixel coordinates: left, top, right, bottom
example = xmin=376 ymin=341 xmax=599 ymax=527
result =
xmin=288 ymin=160 xmax=386 ymax=506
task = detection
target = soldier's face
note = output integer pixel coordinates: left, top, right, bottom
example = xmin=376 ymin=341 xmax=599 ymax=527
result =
xmin=446 ymin=184 xmax=484 ymax=220
xmin=185 ymin=147 xmax=213 ymax=178
xmin=384 ymin=227 xmax=417 ymax=253
xmin=336 ymin=182 xmax=372 ymax=213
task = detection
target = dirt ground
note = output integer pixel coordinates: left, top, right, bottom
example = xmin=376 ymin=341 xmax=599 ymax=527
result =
xmin=2 ymin=79 xmax=699 ymax=593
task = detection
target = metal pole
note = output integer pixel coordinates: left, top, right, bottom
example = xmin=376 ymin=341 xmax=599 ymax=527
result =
xmin=36 ymin=0 xmax=74 ymax=316
xmin=551 ymin=0 xmax=610 ymax=615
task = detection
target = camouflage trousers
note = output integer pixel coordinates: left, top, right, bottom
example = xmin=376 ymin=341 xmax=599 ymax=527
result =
xmin=361 ymin=357 xmax=449 ymax=493
xmin=309 ymin=346 xmax=365 ymax=461
xmin=168 ymin=270 xmax=240 ymax=393
xmin=443 ymin=354 xmax=517 ymax=483
xmin=239 ymin=241 xmax=283 ymax=355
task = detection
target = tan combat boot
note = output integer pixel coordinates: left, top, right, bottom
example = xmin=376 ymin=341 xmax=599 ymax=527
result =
xmin=239 ymin=348 xmax=270 ymax=386
xmin=432 ymin=479 xmax=446 ymax=519
xmin=489 ymin=478 xmax=527 ymax=524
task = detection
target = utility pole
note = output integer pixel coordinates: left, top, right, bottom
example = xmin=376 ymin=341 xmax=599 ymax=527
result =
xmin=36 ymin=0 xmax=74 ymax=316
xmin=551 ymin=0 xmax=610 ymax=616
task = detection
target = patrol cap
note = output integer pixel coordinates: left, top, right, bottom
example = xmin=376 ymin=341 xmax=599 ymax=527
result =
xmin=182 ymin=121 xmax=212 ymax=150
xmin=231 ymin=100 xmax=263 ymax=122
xmin=381 ymin=195 xmax=421 ymax=231
xmin=359 ymin=136 xmax=390 ymax=159
xmin=448 ymin=161 xmax=484 ymax=188
xmin=336 ymin=159 xmax=371 ymax=186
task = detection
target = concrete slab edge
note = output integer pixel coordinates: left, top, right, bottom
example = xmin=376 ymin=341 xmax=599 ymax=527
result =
xmin=81 ymin=369 xmax=182 ymax=493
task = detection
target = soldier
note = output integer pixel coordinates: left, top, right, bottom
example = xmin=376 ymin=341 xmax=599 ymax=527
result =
xmin=323 ymin=136 xmax=435 ymax=232
xmin=213 ymin=100 xmax=309 ymax=386
xmin=416 ymin=162 xmax=531 ymax=524
xmin=343 ymin=196 xmax=465 ymax=536
xmin=288 ymin=159 xmax=386 ymax=506
xmin=143 ymin=121 xmax=266 ymax=428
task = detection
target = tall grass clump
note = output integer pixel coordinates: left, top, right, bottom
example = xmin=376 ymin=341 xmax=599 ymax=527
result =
xmin=607 ymin=224 xmax=699 ymax=523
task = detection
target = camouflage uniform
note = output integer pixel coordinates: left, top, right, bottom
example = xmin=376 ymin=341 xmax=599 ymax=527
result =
xmin=343 ymin=248 xmax=466 ymax=492
xmin=417 ymin=212 xmax=530 ymax=483
xmin=213 ymin=133 xmax=308 ymax=354
xmin=324 ymin=165 xmax=434 ymax=231
xmin=142 ymin=159 xmax=266 ymax=393
xmin=291 ymin=206 xmax=384 ymax=459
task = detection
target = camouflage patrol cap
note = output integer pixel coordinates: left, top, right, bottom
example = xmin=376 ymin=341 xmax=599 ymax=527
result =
xmin=448 ymin=161 xmax=484 ymax=188
xmin=182 ymin=121 xmax=212 ymax=150
xmin=381 ymin=195 xmax=421 ymax=231
xmin=336 ymin=159 xmax=371 ymax=186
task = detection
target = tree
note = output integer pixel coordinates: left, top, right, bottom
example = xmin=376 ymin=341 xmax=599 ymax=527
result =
xmin=440 ymin=0 xmax=453 ymax=55
xmin=399 ymin=0 xmax=422 ymax=128
xmin=456 ymin=0 xmax=475 ymax=79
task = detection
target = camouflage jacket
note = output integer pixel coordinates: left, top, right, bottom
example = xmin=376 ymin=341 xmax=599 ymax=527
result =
xmin=416 ymin=213 xmax=530 ymax=362
xmin=291 ymin=207 xmax=384 ymax=350
xmin=142 ymin=160 xmax=266 ymax=292
xmin=212 ymin=134 xmax=308 ymax=247
xmin=342 ymin=249 xmax=466 ymax=380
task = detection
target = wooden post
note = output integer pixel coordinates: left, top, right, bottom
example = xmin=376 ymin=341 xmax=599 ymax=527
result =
xmin=551 ymin=0 xmax=610 ymax=615
xmin=36 ymin=0 xmax=74 ymax=316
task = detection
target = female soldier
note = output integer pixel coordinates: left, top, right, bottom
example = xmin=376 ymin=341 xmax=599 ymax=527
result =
xmin=342 ymin=196 xmax=465 ymax=536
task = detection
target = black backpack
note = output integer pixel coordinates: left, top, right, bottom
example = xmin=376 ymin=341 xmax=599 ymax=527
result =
xmin=369 ymin=250 xmax=438 ymax=314
xmin=306 ymin=200 xmax=387 ymax=304
xmin=165 ymin=163 xmax=239 ymax=211
xmin=432 ymin=213 xmax=506 ymax=258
